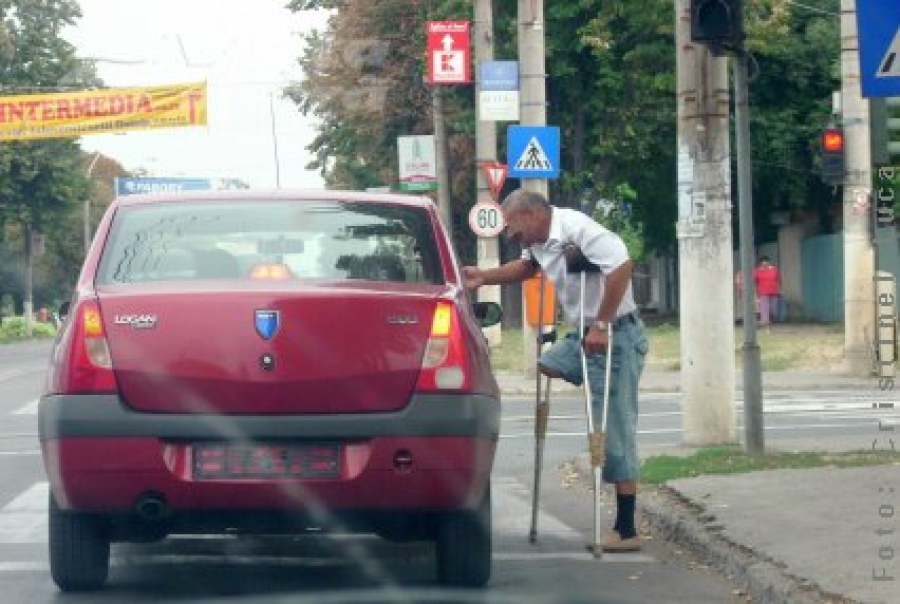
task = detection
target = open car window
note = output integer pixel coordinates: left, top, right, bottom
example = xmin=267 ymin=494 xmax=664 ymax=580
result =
xmin=96 ymin=199 xmax=444 ymax=285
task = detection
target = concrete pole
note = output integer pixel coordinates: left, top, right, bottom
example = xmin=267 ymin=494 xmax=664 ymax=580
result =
xmin=518 ymin=0 xmax=548 ymax=379
xmin=24 ymin=226 xmax=34 ymax=339
xmin=841 ymin=0 xmax=875 ymax=376
xmin=675 ymin=0 xmax=736 ymax=445
xmin=734 ymin=52 xmax=764 ymax=454
xmin=83 ymin=151 xmax=101 ymax=257
xmin=433 ymin=87 xmax=452 ymax=238
xmin=474 ymin=0 xmax=502 ymax=347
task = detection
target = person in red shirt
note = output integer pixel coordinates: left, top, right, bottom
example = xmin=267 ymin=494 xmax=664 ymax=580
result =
xmin=753 ymin=256 xmax=780 ymax=329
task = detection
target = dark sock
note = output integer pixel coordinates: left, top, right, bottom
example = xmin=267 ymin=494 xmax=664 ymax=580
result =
xmin=616 ymin=494 xmax=637 ymax=538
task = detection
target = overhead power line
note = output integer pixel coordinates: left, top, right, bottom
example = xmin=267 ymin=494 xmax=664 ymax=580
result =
xmin=784 ymin=0 xmax=839 ymax=17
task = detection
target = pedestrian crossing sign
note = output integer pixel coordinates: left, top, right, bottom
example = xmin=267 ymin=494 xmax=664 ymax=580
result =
xmin=857 ymin=0 xmax=900 ymax=97
xmin=507 ymin=126 xmax=560 ymax=179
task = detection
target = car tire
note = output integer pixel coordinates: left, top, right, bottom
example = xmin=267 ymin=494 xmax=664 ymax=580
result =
xmin=49 ymin=493 xmax=110 ymax=591
xmin=435 ymin=483 xmax=491 ymax=588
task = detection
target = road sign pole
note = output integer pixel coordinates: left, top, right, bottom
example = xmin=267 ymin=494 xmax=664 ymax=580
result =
xmin=474 ymin=0 xmax=502 ymax=347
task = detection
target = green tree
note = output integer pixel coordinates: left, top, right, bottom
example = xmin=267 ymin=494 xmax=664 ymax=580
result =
xmin=288 ymin=0 xmax=842 ymax=263
xmin=0 ymin=0 xmax=102 ymax=313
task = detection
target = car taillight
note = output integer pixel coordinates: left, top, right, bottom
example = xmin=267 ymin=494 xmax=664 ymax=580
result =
xmin=415 ymin=301 xmax=471 ymax=392
xmin=54 ymin=298 xmax=117 ymax=393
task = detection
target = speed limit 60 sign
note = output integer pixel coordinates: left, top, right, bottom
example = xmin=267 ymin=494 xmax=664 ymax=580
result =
xmin=468 ymin=200 xmax=505 ymax=237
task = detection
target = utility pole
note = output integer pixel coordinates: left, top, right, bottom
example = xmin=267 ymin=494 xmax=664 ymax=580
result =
xmin=83 ymin=151 xmax=101 ymax=256
xmin=841 ymin=0 xmax=875 ymax=375
xmin=675 ymin=0 xmax=736 ymax=445
xmin=433 ymin=87 xmax=452 ymax=237
xmin=518 ymin=0 xmax=548 ymax=378
xmin=474 ymin=0 xmax=501 ymax=346
xmin=269 ymin=93 xmax=282 ymax=188
xmin=734 ymin=49 xmax=764 ymax=454
xmin=24 ymin=226 xmax=34 ymax=338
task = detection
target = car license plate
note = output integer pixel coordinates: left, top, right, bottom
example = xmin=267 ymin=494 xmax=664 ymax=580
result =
xmin=193 ymin=442 xmax=341 ymax=479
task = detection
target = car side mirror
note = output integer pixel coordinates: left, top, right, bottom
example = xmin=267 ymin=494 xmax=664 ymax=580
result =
xmin=472 ymin=302 xmax=502 ymax=328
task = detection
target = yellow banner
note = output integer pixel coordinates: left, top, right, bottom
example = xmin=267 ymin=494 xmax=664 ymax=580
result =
xmin=0 ymin=81 xmax=207 ymax=142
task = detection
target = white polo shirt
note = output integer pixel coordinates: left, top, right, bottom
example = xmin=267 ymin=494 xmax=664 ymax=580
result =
xmin=521 ymin=206 xmax=636 ymax=327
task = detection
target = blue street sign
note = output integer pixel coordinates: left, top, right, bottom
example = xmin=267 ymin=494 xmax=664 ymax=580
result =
xmin=480 ymin=61 xmax=519 ymax=91
xmin=858 ymin=0 xmax=900 ymax=98
xmin=507 ymin=126 xmax=560 ymax=179
xmin=115 ymin=177 xmax=213 ymax=196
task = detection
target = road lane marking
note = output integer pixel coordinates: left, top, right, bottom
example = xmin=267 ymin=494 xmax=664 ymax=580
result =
xmin=0 ymin=482 xmax=48 ymax=544
xmin=0 ymin=477 xmax=656 ymax=568
xmin=12 ymin=399 xmax=39 ymax=415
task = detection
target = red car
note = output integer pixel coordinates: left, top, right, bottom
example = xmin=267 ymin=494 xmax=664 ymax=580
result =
xmin=39 ymin=190 xmax=502 ymax=591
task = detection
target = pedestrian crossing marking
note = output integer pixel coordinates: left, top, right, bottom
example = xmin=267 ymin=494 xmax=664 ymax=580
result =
xmin=878 ymin=27 xmax=900 ymax=77
xmin=13 ymin=399 xmax=38 ymax=415
xmin=0 ymin=482 xmax=47 ymax=544
xmin=514 ymin=136 xmax=553 ymax=171
xmin=0 ymin=478 xmax=657 ymax=568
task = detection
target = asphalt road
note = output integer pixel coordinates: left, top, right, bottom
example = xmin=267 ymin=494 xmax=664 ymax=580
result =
xmin=8 ymin=338 xmax=890 ymax=602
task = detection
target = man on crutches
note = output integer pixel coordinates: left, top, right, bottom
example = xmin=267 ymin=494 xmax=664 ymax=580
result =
xmin=463 ymin=189 xmax=648 ymax=553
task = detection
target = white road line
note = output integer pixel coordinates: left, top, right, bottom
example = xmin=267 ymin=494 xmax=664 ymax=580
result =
xmin=0 ymin=478 xmax=655 ymax=567
xmin=12 ymin=399 xmax=39 ymax=415
xmin=0 ymin=368 xmax=43 ymax=383
xmin=0 ymin=482 xmax=48 ymax=544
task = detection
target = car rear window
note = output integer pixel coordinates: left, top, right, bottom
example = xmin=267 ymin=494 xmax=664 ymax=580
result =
xmin=96 ymin=199 xmax=444 ymax=285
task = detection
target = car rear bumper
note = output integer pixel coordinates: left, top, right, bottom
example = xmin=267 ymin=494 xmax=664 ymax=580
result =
xmin=39 ymin=393 xmax=499 ymax=514
xmin=39 ymin=393 xmax=499 ymax=440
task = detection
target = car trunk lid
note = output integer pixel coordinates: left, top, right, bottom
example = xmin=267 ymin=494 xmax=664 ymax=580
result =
xmin=99 ymin=284 xmax=448 ymax=414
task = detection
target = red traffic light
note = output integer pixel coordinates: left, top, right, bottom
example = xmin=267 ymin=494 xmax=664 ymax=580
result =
xmin=822 ymin=128 xmax=844 ymax=153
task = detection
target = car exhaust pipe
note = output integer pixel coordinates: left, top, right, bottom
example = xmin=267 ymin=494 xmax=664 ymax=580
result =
xmin=135 ymin=492 xmax=169 ymax=521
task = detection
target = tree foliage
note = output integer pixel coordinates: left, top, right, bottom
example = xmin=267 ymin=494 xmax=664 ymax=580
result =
xmin=0 ymin=0 xmax=103 ymax=311
xmin=288 ymin=0 xmax=841 ymax=261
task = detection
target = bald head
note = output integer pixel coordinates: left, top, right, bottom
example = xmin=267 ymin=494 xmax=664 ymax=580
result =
xmin=501 ymin=189 xmax=552 ymax=248
xmin=501 ymin=189 xmax=550 ymax=215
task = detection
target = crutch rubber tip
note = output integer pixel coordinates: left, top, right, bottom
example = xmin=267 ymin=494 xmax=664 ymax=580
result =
xmin=585 ymin=543 xmax=604 ymax=558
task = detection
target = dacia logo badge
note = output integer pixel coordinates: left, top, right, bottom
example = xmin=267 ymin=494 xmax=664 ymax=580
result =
xmin=255 ymin=310 xmax=280 ymax=340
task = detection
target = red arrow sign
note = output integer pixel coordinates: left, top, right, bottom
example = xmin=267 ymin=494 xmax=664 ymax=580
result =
xmin=426 ymin=21 xmax=471 ymax=84
xmin=482 ymin=162 xmax=508 ymax=200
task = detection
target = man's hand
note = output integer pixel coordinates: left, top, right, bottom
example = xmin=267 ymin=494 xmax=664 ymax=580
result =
xmin=583 ymin=325 xmax=609 ymax=356
xmin=462 ymin=266 xmax=486 ymax=290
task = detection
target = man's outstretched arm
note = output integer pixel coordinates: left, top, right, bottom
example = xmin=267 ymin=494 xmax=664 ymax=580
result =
xmin=463 ymin=258 xmax=539 ymax=290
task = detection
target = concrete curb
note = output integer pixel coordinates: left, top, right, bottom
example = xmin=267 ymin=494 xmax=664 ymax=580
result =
xmin=569 ymin=453 xmax=856 ymax=604
xmin=639 ymin=487 xmax=854 ymax=604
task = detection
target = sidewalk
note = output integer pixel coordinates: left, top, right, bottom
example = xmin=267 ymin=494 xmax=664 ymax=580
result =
xmin=499 ymin=369 xmax=898 ymax=604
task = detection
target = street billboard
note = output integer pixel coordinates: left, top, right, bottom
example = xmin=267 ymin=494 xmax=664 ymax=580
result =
xmin=398 ymin=135 xmax=438 ymax=191
xmin=114 ymin=177 xmax=214 ymax=196
xmin=0 ymin=81 xmax=207 ymax=142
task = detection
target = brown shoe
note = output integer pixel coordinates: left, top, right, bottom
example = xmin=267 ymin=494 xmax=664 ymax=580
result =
xmin=601 ymin=530 xmax=642 ymax=552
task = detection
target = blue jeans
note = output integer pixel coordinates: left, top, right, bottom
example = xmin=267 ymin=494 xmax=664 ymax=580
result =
xmin=538 ymin=318 xmax=648 ymax=483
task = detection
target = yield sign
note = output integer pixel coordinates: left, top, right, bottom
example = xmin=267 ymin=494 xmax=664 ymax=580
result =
xmin=482 ymin=163 xmax=508 ymax=200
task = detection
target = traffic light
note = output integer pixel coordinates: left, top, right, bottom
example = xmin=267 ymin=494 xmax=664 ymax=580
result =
xmin=690 ymin=0 xmax=744 ymax=51
xmin=820 ymin=125 xmax=845 ymax=186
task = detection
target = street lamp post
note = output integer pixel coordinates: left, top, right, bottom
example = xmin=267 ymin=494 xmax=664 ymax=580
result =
xmin=84 ymin=151 xmax=101 ymax=256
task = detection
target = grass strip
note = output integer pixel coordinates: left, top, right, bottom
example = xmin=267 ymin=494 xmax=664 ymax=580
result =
xmin=640 ymin=445 xmax=900 ymax=485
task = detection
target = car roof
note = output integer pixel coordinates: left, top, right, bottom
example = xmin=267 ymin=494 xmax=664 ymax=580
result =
xmin=114 ymin=189 xmax=437 ymax=210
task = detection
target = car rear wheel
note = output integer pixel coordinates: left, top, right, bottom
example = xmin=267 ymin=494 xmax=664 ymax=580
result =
xmin=435 ymin=483 xmax=491 ymax=588
xmin=49 ymin=493 xmax=110 ymax=591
